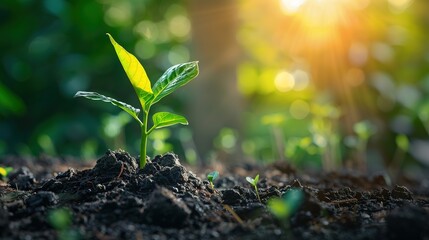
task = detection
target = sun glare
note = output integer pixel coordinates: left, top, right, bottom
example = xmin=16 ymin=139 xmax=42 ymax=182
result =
xmin=279 ymin=0 xmax=366 ymax=45
xmin=274 ymin=0 xmax=368 ymax=91
xmin=280 ymin=0 xmax=306 ymax=14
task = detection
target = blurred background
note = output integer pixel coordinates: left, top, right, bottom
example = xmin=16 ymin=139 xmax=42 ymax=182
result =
xmin=1 ymin=0 xmax=429 ymax=177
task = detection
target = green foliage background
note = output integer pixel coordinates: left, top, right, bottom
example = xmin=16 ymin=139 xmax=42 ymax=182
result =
xmin=0 ymin=0 xmax=189 ymax=158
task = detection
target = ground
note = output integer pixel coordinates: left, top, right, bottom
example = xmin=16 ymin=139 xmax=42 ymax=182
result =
xmin=1 ymin=150 xmax=429 ymax=240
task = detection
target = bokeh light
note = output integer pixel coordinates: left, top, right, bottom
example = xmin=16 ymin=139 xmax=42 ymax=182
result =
xmin=274 ymin=70 xmax=295 ymax=92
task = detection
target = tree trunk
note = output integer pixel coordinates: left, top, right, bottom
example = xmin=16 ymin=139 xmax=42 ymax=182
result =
xmin=186 ymin=0 xmax=242 ymax=162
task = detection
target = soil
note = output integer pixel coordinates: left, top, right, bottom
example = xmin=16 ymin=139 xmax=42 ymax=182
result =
xmin=1 ymin=150 xmax=429 ymax=240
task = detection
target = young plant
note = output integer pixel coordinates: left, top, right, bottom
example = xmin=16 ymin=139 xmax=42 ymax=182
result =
xmin=267 ymin=188 xmax=304 ymax=221
xmin=246 ymin=174 xmax=261 ymax=202
xmin=48 ymin=208 xmax=80 ymax=240
xmin=353 ymin=120 xmax=376 ymax=172
xmin=390 ymin=134 xmax=410 ymax=184
xmin=207 ymin=171 xmax=219 ymax=188
xmin=0 ymin=166 xmax=13 ymax=180
xmin=75 ymin=33 xmax=199 ymax=169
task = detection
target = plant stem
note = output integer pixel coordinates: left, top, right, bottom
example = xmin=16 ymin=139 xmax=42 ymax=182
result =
xmin=255 ymin=186 xmax=261 ymax=202
xmin=140 ymin=109 xmax=150 ymax=169
xmin=140 ymin=127 xmax=147 ymax=169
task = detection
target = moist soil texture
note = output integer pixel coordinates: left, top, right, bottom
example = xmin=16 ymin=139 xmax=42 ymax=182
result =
xmin=1 ymin=150 xmax=429 ymax=240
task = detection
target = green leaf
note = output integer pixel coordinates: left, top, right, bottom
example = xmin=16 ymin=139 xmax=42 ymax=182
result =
xmin=254 ymin=174 xmax=259 ymax=184
xmin=150 ymin=112 xmax=188 ymax=131
xmin=268 ymin=189 xmax=304 ymax=219
xmin=396 ymin=134 xmax=409 ymax=152
xmin=267 ymin=197 xmax=291 ymax=219
xmin=0 ymin=167 xmax=7 ymax=177
xmin=106 ymin=33 xmax=153 ymax=108
xmin=147 ymin=61 xmax=199 ymax=109
xmin=207 ymin=171 xmax=219 ymax=182
xmin=74 ymin=91 xmax=142 ymax=124
xmin=48 ymin=208 xmax=72 ymax=230
xmin=246 ymin=176 xmax=255 ymax=185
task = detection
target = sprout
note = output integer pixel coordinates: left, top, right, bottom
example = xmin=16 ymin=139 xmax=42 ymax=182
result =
xmin=75 ymin=34 xmax=199 ymax=169
xmin=0 ymin=166 xmax=13 ymax=180
xmin=246 ymin=174 xmax=261 ymax=202
xmin=207 ymin=171 xmax=219 ymax=188
xmin=353 ymin=120 xmax=376 ymax=171
xmin=267 ymin=188 xmax=304 ymax=220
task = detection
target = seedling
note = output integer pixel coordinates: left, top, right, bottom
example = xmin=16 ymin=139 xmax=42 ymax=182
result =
xmin=75 ymin=33 xmax=199 ymax=169
xmin=267 ymin=188 xmax=304 ymax=220
xmin=390 ymin=134 xmax=410 ymax=184
xmin=246 ymin=174 xmax=261 ymax=202
xmin=48 ymin=208 xmax=80 ymax=240
xmin=207 ymin=171 xmax=219 ymax=188
xmin=353 ymin=120 xmax=376 ymax=172
xmin=0 ymin=166 xmax=13 ymax=180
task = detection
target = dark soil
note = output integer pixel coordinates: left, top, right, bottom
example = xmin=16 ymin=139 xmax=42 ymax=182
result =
xmin=1 ymin=150 xmax=429 ymax=240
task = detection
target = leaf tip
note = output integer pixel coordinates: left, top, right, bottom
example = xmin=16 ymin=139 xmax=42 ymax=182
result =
xmin=106 ymin=33 xmax=116 ymax=45
xmin=74 ymin=91 xmax=83 ymax=98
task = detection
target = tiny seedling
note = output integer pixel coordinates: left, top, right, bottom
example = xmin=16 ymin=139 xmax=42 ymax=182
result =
xmin=48 ymin=208 xmax=80 ymax=240
xmin=75 ymin=33 xmax=199 ymax=169
xmin=207 ymin=171 xmax=219 ymax=188
xmin=390 ymin=134 xmax=410 ymax=184
xmin=246 ymin=174 xmax=261 ymax=202
xmin=0 ymin=166 xmax=13 ymax=180
xmin=267 ymin=188 xmax=304 ymax=221
xmin=353 ymin=120 xmax=376 ymax=171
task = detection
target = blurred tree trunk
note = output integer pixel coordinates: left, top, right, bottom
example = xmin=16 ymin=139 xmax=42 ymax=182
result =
xmin=186 ymin=0 xmax=242 ymax=162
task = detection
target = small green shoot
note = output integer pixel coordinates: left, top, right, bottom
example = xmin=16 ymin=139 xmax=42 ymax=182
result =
xmin=390 ymin=134 xmax=410 ymax=184
xmin=207 ymin=171 xmax=219 ymax=188
xmin=75 ymin=33 xmax=199 ymax=169
xmin=48 ymin=208 xmax=80 ymax=240
xmin=48 ymin=208 xmax=72 ymax=230
xmin=246 ymin=174 xmax=261 ymax=202
xmin=267 ymin=188 xmax=304 ymax=220
xmin=0 ymin=166 xmax=13 ymax=180
xmin=353 ymin=120 xmax=376 ymax=171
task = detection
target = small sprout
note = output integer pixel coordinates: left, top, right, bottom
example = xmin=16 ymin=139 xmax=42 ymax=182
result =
xmin=48 ymin=208 xmax=80 ymax=240
xmin=391 ymin=134 xmax=410 ymax=184
xmin=75 ymin=33 xmax=199 ymax=169
xmin=0 ymin=166 xmax=13 ymax=180
xmin=207 ymin=171 xmax=219 ymax=188
xmin=353 ymin=120 xmax=376 ymax=171
xmin=48 ymin=208 xmax=72 ymax=230
xmin=267 ymin=188 xmax=304 ymax=220
xmin=246 ymin=174 xmax=261 ymax=202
